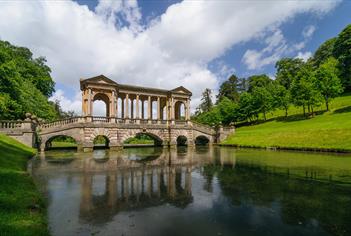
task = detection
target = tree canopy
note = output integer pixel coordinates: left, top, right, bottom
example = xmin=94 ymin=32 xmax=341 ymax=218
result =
xmin=0 ymin=40 xmax=57 ymax=120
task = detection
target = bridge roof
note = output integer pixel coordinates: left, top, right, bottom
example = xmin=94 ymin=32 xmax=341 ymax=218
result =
xmin=80 ymin=74 xmax=192 ymax=96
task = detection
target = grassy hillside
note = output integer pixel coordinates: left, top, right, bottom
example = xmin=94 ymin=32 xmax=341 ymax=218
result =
xmin=223 ymin=94 xmax=351 ymax=152
xmin=0 ymin=134 xmax=48 ymax=235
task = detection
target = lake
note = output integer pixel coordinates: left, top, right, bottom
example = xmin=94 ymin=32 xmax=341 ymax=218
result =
xmin=30 ymin=146 xmax=351 ymax=236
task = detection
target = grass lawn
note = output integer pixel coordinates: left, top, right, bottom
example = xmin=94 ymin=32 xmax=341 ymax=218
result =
xmin=223 ymin=94 xmax=351 ymax=152
xmin=0 ymin=134 xmax=48 ymax=235
xmin=50 ymin=141 xmax=77 ymax=148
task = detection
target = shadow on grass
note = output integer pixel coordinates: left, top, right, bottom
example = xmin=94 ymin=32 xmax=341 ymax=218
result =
xmin=334 ymin=106 xmax=351 ymax=114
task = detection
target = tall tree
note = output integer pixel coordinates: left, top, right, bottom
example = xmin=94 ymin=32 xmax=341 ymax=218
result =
xmin=275 ymin=58 xmax=304 ymax=89
xmin=271 ymin=83 xmax=290 ymax=117
xmin=216 ymin=74 xmax=240 ymax=103
xmin=196 ymin=88 xmax=213 ymax=114
xmin=247 ymin=74 xmax=272 ymax=92
xmin=251 ymin=86 xmax=273 ymax=121
xmin=311 ymin=37 xmax=336 ymax=68
xmin=315 ymin=57 xmax=343 ymax=111
xmin=290 ymin=63 xmax=321 ymax=116
xmin=0 ymin=40 xmax=57 ymax=120
xmin=333 ymin=24 xmax=351 ymax=91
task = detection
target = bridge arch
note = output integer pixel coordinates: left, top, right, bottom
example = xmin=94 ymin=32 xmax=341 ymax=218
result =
xmin=176 ymin=135 xmax=187 ymax=146
xmin=93 ymin=135 xmax=110 ymax=149
xmin=45 ymin=135 xmax=77 ymax=150
xmin=195 ymin=135 xmax=210 ymax=145
xmin=122 ymin=129 xmax=164 ymax=146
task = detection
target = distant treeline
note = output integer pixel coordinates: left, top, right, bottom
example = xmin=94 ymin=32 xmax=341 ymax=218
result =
xmin=194 ymin=24 xmax=351 ymax=125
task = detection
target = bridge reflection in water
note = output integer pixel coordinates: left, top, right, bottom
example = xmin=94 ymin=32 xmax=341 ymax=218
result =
xmin=32 ymin=146 xmax=236 ymax=226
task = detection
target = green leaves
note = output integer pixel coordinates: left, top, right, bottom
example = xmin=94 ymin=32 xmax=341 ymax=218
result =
xmin=0 ymin=40 xmax=57 ymax=120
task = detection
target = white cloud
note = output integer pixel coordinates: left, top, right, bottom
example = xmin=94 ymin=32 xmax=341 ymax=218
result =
xmin=49 ymin=90 xmax=82 ymax=114
xmin=296 ymin=51 xmax=312 ymax=62
xmin=302 ymin=25 xmax=316 ymax=38
xmin=0 ymin=0 xmax=340 ymax=113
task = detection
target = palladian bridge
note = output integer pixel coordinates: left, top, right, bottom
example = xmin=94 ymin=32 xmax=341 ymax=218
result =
xmin=0 ymin=75 xmax=234 ymax=151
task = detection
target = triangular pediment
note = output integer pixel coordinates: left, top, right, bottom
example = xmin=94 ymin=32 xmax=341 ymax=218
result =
xmin=81 ymin=75 xmax=118 ymax=85
xmin=171 ymin=86 xmax=192 ymax=95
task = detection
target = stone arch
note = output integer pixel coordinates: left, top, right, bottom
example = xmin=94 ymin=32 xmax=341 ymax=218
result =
xmin=93 ymin=93 xmax=110 ymax=117
xmin=44 ymin=134 xmax=77 ymax=150
xmin=171 ymin=129 xmax=193 ymax=146
xmin=121 ymin=129 xmax=164 ymax=146
xmin=176 ymin=135 xmax=187 ymax=146
xmin=40 ymin=128 xmax=82 ymax=151
xmin=174 ymin=100 xmax=186 ymax=120
xmin=93 ymin=135 xmax=110 ymax=149
xmin=89 ymin=128 xmax=114 ymax=142
xmin=195 ymin=135 xmax=210 ymax=145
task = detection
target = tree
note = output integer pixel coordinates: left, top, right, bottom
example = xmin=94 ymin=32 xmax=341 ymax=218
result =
xmin=247 ymin=74 xmax=272 ymax=92
xmin=333 ymin=24 xmax=351 ymax=91
xmin=216 ymin=74 xmax=240 ymax=103
xmin=194 ymin=106 xmax=222 ymax=126
xmin=217 ymin=97 xmax=238 ymax=125
xmin=290 ymin=63 xmax=321 ymax=116
xmin=311 ymin=37 xmax=337 ymax=68
xmin=271 ymin=83 xmax=290 ymax=117
xmin=0 ymin=40 xmax=57 ymax=120
xmin=196 ymin=88 xmax=213 ymax=114
xmin=238 ymin=92 xmax=257 ymax=122
xmin=275 ymin=58 xmax=304 ymax=89
xmin=251 ymin=87 xmax=273 ymax=121
xmin=315 ymin=57 xmax=343 ymax=111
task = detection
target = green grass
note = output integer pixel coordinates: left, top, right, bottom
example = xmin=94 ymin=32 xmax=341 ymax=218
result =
xmin=50 ymin=141 xmax=77 ymax=148
xmin=0 ymin=134 xmax=49 ymax=236
xmin=223 ymin=94 xmax=351 ymax=152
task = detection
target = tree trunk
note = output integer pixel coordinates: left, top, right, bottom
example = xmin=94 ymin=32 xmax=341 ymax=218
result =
xmin=263 ymin=111 xmax=266 ymax=121
xmin=285 ymin=107 xmax=288 ymax=117
xmin=325 ymin=96 xmax=329 ymax=111
xmin=303 ymin=105 xmax=306 ymax=117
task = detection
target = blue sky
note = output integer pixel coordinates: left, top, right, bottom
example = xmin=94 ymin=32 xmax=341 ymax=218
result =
xmin=0 ymin=0 xmax=350 ymax=113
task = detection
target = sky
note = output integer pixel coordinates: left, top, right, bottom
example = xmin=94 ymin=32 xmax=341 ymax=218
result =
xmin=0 ymin=0 xmax=350 ymax=115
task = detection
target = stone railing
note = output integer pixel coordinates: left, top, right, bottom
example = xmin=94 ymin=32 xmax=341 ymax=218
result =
xmin=92 ymin=116 xmax=110 ymax=123
xmin=0 ymin=120 xmax=26 ymax=129
xmin=39 ymin=117 xmax=80 ymax=129
xmin=192 ymin=121 xmax=216 ymax=135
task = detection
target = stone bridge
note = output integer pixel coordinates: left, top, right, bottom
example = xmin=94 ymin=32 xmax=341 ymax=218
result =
xmin=0 ymin=116 xmax=235 ymax=152
xmin=0 ymin=75 xmax=235 ymax=151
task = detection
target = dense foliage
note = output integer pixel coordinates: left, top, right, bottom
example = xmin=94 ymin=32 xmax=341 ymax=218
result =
xmin=0 ymin=40 xmax=58 ymax=120
xmin=194 ymin=24 xmax=351 ymax=126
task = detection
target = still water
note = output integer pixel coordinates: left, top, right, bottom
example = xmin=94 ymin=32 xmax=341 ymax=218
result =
xmin=30 ymin=147 xmax=351 ymax=236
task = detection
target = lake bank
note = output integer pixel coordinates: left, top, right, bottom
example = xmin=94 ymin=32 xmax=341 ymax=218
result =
xmin=222 ymin=106 xmax=351 ymax=153
xmin=0 ymin=134 xmax=48 ymax=235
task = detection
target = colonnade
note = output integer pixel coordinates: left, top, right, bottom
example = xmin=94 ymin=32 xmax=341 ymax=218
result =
xmin=80 ymin=166 xmax=192 ymax=213
xmin=81 ymin=76 xmax=192 ymax=121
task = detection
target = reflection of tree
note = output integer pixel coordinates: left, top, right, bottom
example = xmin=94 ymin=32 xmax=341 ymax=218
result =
xmin=202 ymin=165 xmax=220 ymax=193
xmin=213 ymin=163 xmax=351 ymax=235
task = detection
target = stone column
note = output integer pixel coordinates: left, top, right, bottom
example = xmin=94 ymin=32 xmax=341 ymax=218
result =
xmin=171 ymin=97 xmax=175 ymax=123
xmin=136 ymin=94 xmax=140 ymax=119
xmin=121 ymin=98 xmax=125 ymax=119
xmin=87 ymin=88 xmax=92 ymax=116
xmin=130 ymin=98 xmax=134 ymax=119
xmin=186 ymin=99 xmax=190 ymax=120
xmin=157 ymin=97 xmax=161 ymax=120
xmin=141 ymin=100 xmax=145 ymax=119
xmin=111 ymin=91 xmax=115 ymax=117
xmin=148 ymin=96 xmax=152 ymax=120
xmin=125 ymin=94 xmax=129 ymax=119
xmin=115 ymin=93 xmax=118 ymax=118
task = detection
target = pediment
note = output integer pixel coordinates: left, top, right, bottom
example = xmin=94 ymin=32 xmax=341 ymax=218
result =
xmin=81 ymin=75 xmax=118 ymax=85
xmin=171 ymin=86 xmax=192 ymax=95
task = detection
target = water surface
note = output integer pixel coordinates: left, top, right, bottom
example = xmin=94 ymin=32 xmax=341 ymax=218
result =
xmin=31 ymin=147 xmax=351 ymax=236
